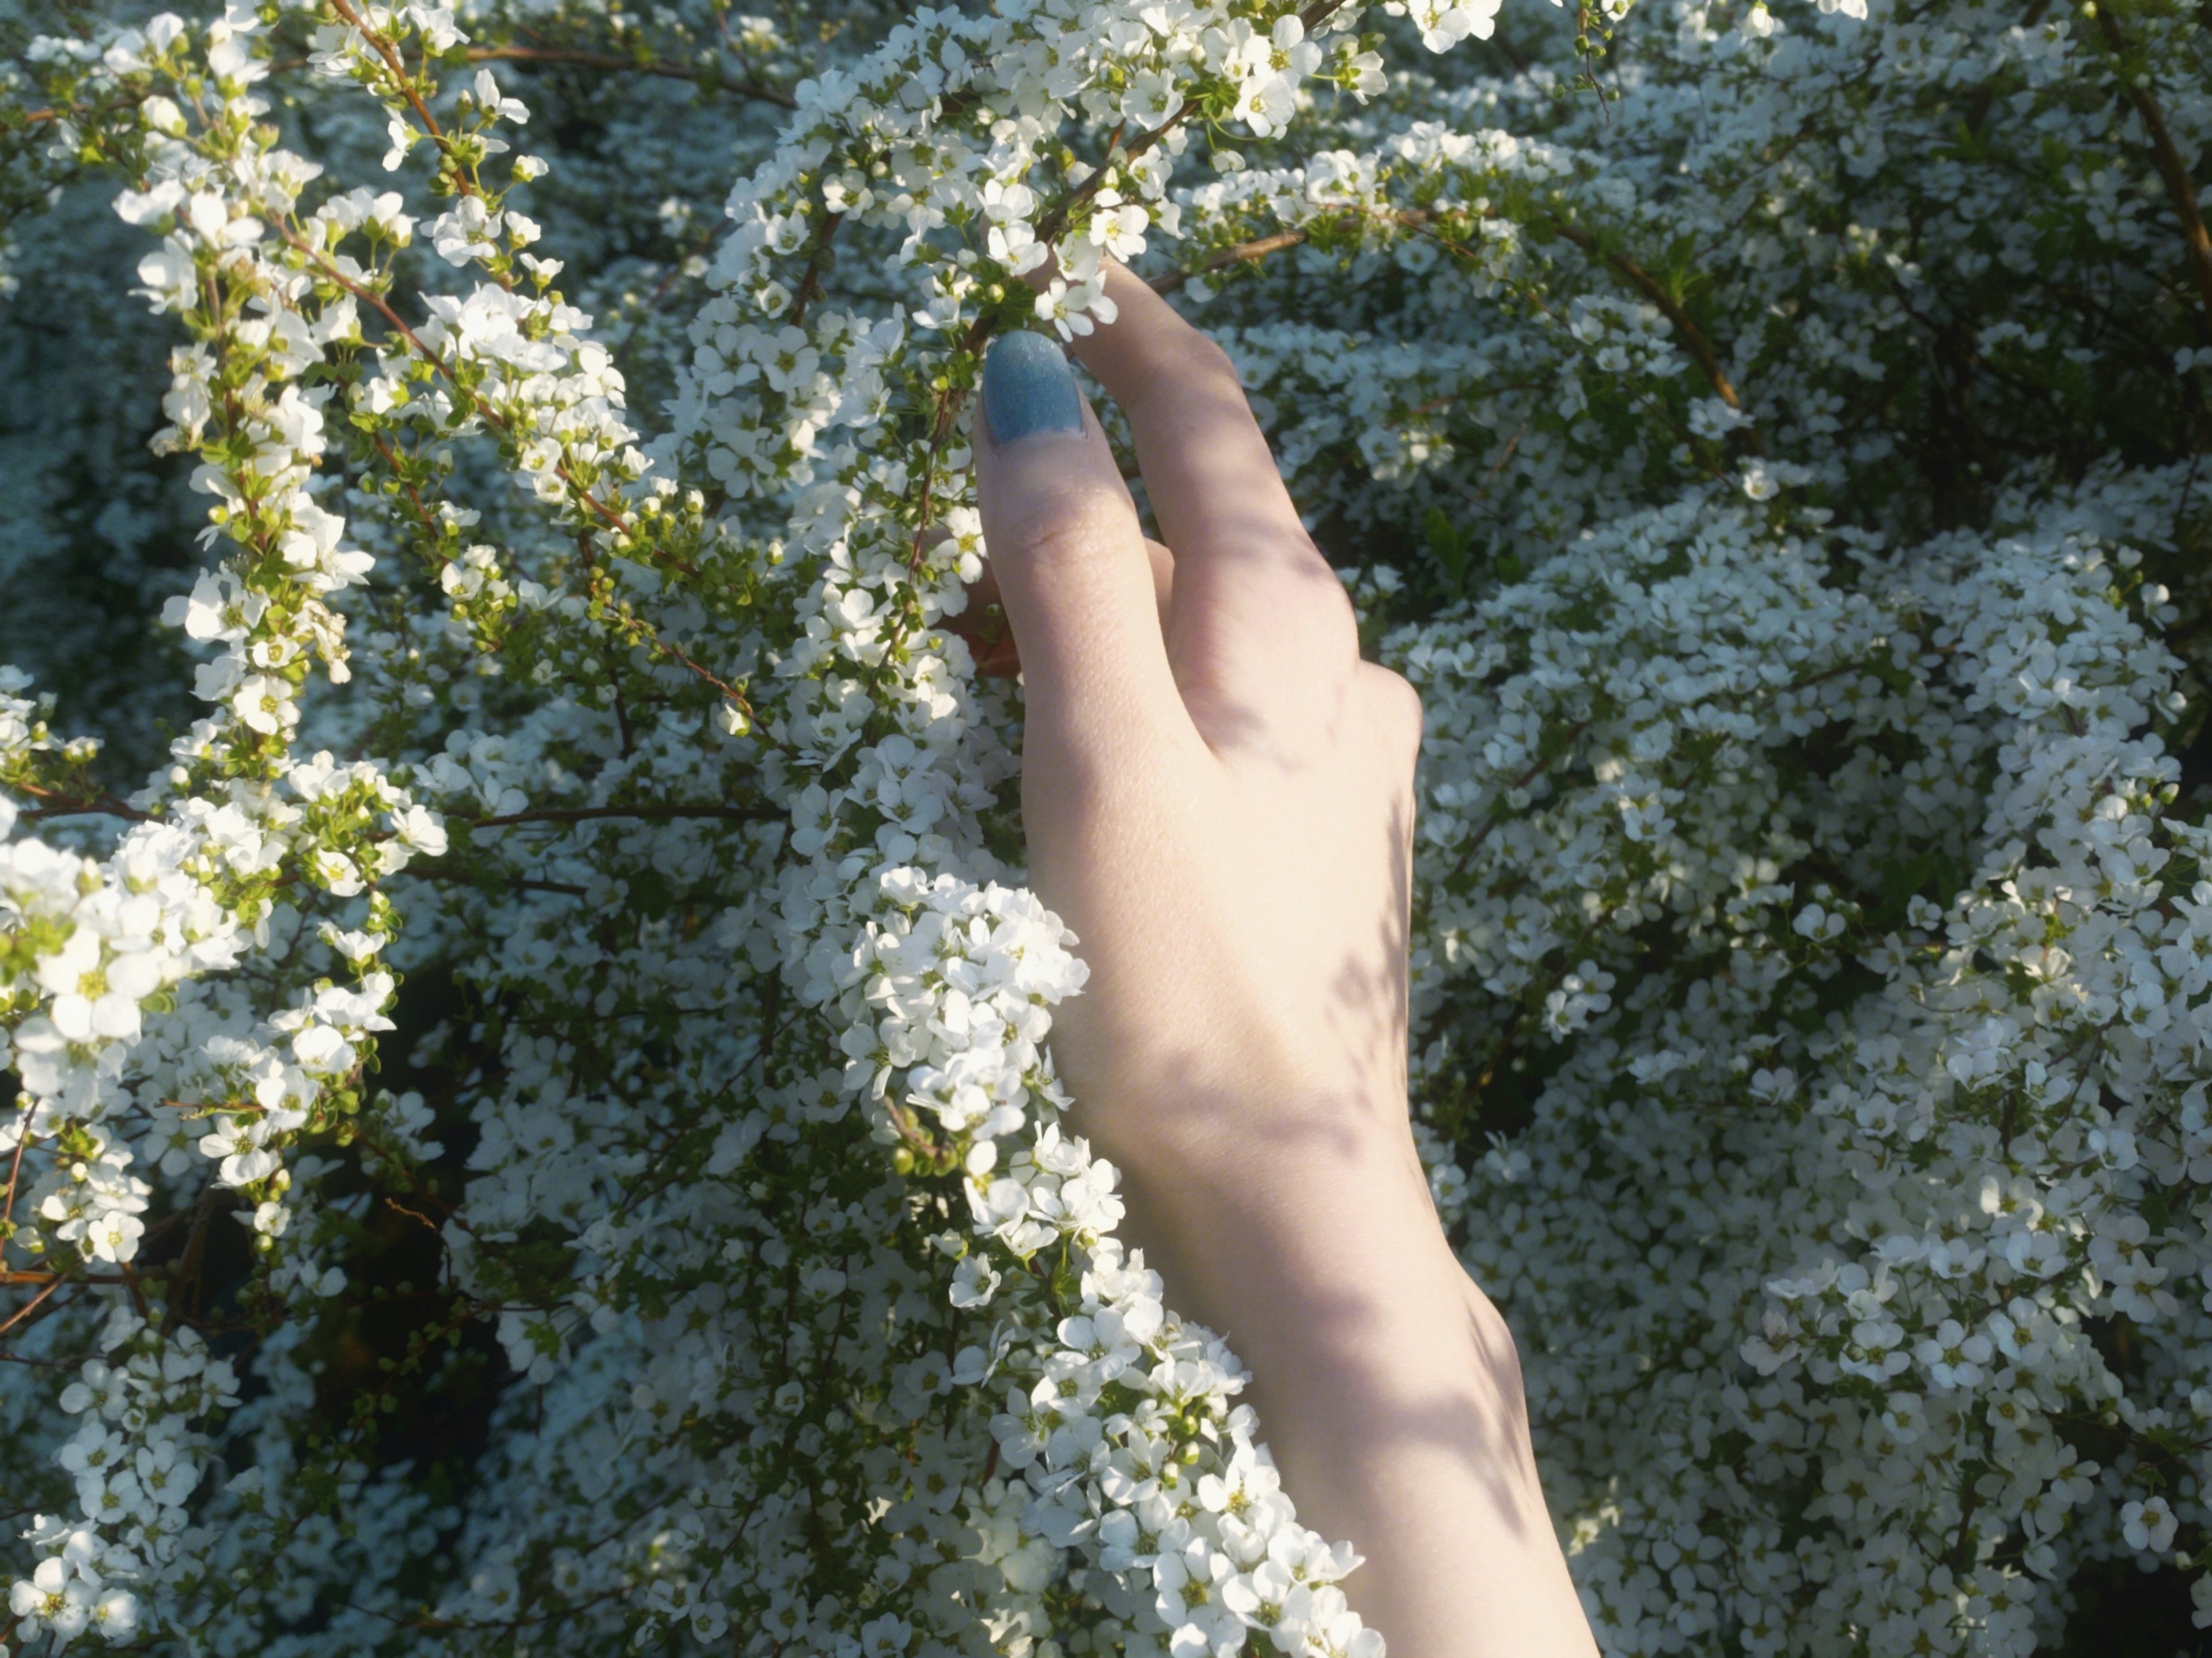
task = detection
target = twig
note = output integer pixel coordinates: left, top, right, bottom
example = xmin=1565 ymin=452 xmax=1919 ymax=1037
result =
xmin=24 ymin=34 xmax=797 ymax=131
xmin=396 ymin=863 xmax=592 ymax=898
xmin=9 ymin=781 xmax=151 ymax=821
xmin=1 ymin=1129 xmax=32 ymax=1231
xmin=289 ymin=238 xmax=675 ymax=564
xmin=787 ymin=211 xmax=847 ymax=328
xmin=1150 ymin=230 xmax=1313 ymax=294
xmin=1035 ymin=0 xmax=1351 ymax=248
xmin=2096 ymin=7 xmax=2212 ymax=332
xmin=327 ymin=0 xmax=446 ymax=147
xmin=278 ymin=229 xmax=758 ymax=717
xmin=0 ymin=1272 xmax=70 ymax=1340
xmin=472 ymin=803 xmax=779 ymax=828
xmin=166 ymin=1183 xmax=219 ymax=1332
xmin=1449 ymin=720 xmax=1592 ymax=882
xmin=1546 ymin=221 xmax=1750 ymax=418
xmin=1152 ymin=205 xmax=1759 ymax=441
xmin=876 ymin=0 xmax=1356 ymax=670
xmin=459 ymin=46 xmax=796 ymax=108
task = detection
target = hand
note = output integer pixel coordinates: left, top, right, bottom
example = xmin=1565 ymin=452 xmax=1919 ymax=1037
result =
xmin=971 ymin=263 xmax=1599 ymax=1658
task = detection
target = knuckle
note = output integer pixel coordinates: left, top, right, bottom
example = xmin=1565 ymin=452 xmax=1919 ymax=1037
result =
xmin=1001 ymin=487 xmax=1139 ymax=570
xmin=1365 ymin=664 xmax=1426 ymax=750
xmin=1298 ymin=562 xmax=1362 ymax=654
xmin=1128 ymin=327 xmax=1240 ymax=412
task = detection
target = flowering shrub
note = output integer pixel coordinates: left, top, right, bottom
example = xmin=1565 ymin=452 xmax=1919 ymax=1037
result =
xmin=0 ymin=0 xmax=2206 ymax=1649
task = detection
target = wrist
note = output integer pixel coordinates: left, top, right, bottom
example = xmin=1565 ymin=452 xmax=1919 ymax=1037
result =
xmin=1100 ymin=1078 xmax=1449 ymax=1350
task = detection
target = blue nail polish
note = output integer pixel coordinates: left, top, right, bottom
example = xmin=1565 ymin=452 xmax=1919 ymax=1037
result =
xmin=983 ymin=332 xmax=1083 ymax=446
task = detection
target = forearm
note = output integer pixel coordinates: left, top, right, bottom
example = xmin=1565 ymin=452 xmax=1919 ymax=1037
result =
xmin=1115 ymin=1104 xmax=1599 ymax=1658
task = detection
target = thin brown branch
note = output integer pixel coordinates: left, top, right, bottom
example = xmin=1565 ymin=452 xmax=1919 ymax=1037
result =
xmin=395 ymin=863 xmax=592 ymax=898
xmin=165 ymin=1183 xmax=219 ymax=1333
xmin=1150 ymin=230 xmax=1312 ymax=294
xmin=614 ymin=219 xmax=736 ymax=367
xmin=2097 ymin=7 xmax=2212 ymax=331
xmin=326 ymin=269 xmax=685 ymax=575
xmin=0 ymin=1129 xmax=29 ymax=1231
xmin=278 ymin=229 xmax=747 ymax=675
xmin=878 ymin=0 xmax=1354 ymax=668
xmin=787 ymin=211 xmax=847 ymax=328
xmin=0 ymin=1272 xmax=70 ymax=1340
xmin=384 ymin=1198 xmax=440 ymax=1232
xmin=1449 ymin=720 xmax=1592 ymax=882
xmin=472 ymin=803 xmax=779 ymax=829
xmin=327 ymin=0 xmax=446 ymax=143
xmin=1036 ymin=0 xmax=1349 ymax=248
xmin=459 ymin=45 xmax=797 ymax=108
xmin=1154 ymin=205 xmax=1757 ymax=443
xmin=9 ymin=781 xmax=152 ymax=821
xmin=1547 ymin=221 xmax=1747 ymax=413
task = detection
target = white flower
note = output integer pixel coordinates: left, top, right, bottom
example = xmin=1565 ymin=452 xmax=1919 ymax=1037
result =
xmin=230 ymin=674 xmax=291 ymax=734
xmin=471 ymin=67 xmax=529 ymax=124
xmin=2120 ymin=1496 xmax=2178 ymax=1555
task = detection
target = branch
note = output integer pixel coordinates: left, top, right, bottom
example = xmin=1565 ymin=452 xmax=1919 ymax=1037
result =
xmin=2097 ymin=7 xmax=2212 ymax=331
xmin=21 ymin=32 xmax=798 ymax=131
xmin=459 ymin=45 xmax=796 ymax=108
xmin=1149 ymin=230 xmax=1312 ymax=294
xmin=874 ymin=0 xmax=1353 ymax=669
xmin=1035 ymin=0 xmax=1351 ymax=248
xmin=787 ymin=211 xmax=847 ymax=328
xmin=1547 ymin=220 xmax=1748 ymax=415
xmin=1153 ymin=206 xmax=1759 ymax=441
xmin=281 ymin=227 xmax=697 ymax=581
xmin=396 ymin=863 xmax=592 ymax=898
xmin=8 ymin=781 xmax=151 ymax=821
xmin=0 ymin=1129 xmax=28 ymax=1231
xmin=1449 ymin=720 xmax=1592 ymax=882
xmin=472 ymin=803 xmax=780 ymax=829
xmin=277 ymin=230 xmax=759 ymax=718
xmin=0 ymin=1271 xmax=70 ymax=1340
xmin=327 ymin=0 xmax=446 ymax=145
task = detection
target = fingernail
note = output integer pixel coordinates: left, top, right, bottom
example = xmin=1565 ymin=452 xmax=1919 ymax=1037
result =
xmin=983 ymin=332 xmax=1083 ymax=446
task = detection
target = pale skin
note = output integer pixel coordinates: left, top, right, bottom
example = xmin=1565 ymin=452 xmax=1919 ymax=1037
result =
xmin=963 ymin=261 xmax=1601 ymax=1657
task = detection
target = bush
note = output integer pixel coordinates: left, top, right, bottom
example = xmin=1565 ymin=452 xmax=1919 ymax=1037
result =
xmin=0 ymin=0 xmax=2207 ymax=1651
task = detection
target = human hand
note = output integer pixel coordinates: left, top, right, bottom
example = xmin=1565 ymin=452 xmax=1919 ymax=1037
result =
xmin=971 ymin=263 xmax=1598 ymax=1658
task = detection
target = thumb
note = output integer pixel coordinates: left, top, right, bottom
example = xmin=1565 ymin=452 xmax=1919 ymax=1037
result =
xmin=973 ymin=331 xmax=1187 ymax=756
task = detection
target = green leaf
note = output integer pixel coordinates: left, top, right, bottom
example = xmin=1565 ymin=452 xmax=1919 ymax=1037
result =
xmin=1424 ymin=507 xmax=1468 ymax=595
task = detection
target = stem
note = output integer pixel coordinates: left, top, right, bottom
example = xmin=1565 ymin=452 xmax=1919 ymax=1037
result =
xmin=1034 ymin=0 xmax=1350 ymax=247
xmin=325 ymin=0 xmax=446 ymax=147
xmin=459 ymin=46 xmax=797 ymax=108
xmin=1157 ymin=205 xmax=1760 ymax=442
xmin=1547 ymin=220 xmax=1753 ymax=420
xmin=286 ymin=230 xmax=672 ymax=563
xmin=0 ymin=1130 xmax=29 ymax=1231
xmin=2096 ymin=7 xmax=2212 ymax=332
xmin=787 ymin=211 xmax=847 ymax=327
xmin=1149 ymin=229 xmax=1313 ymax=294
xmin=282 ymin=227 xmax=760 ymax=717
xmin=8 ymin=781 xmax=153 ymax=821
xmin=0 ymin=1272 xmax=70 ymax=1340
xmin=471 ymin=804 xmax=780 ymax=828
xmin=396 ymin=864 xmax=593 ymax=898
